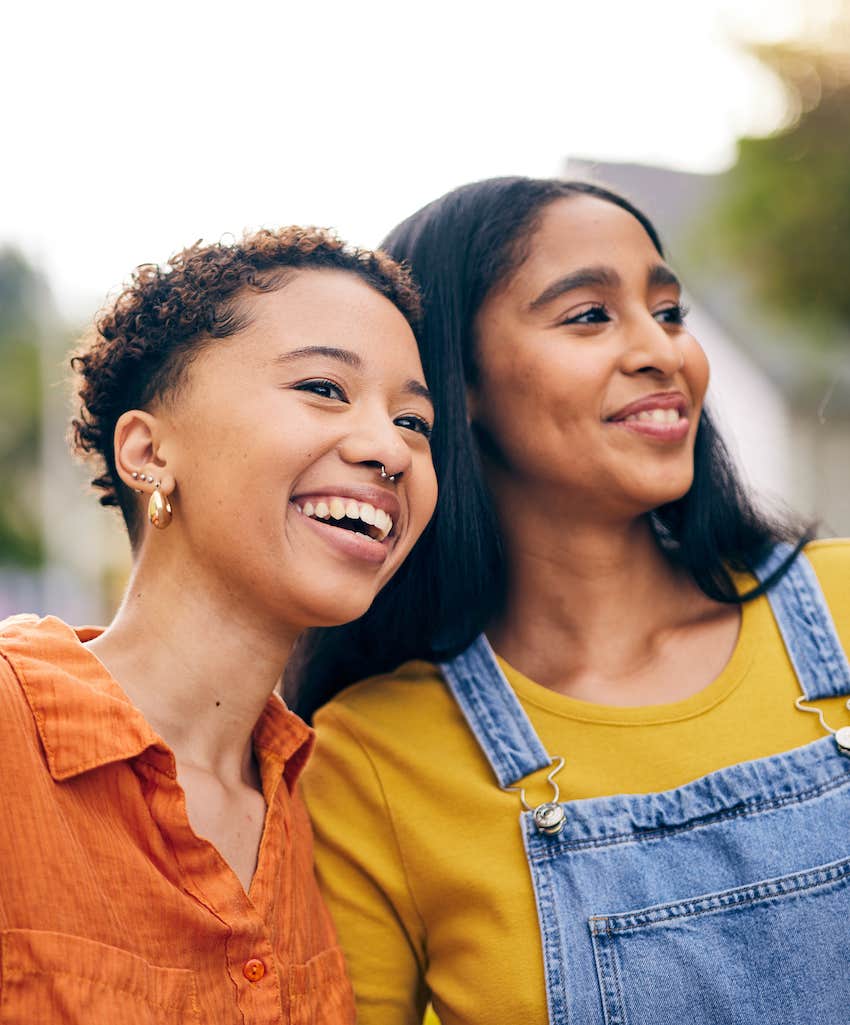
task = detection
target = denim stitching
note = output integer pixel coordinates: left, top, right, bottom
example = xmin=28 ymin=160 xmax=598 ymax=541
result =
xmin=530 ymin=770 xmax=850 ymax=859
xmin=441 ymin=634 xmax=550 ymax=786
xmin=756 ymin=547 xmax=850 ymax=699
xmin=595 ymin=855 xmax=850 ymax=933
xmin=591 ymin=927 xmax=624 ymax=1025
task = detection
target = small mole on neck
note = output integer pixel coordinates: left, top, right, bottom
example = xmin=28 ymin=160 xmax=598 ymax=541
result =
xmin=215 ymin=701 xmax=221 ymax=707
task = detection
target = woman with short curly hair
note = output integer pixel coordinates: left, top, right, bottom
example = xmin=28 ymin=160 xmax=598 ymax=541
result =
xmin=0 ymin=227 xmax=437 ymax=1024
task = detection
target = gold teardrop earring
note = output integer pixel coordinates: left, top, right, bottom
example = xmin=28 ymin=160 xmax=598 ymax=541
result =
xmin=147 ymin=480 xmax=173 ymax=530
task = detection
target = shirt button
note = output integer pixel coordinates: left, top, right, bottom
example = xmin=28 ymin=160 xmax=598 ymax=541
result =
xmin=243 ymin=958 xmax=266 ymax=983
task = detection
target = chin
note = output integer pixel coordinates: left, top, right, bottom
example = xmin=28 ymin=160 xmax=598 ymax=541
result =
xmin=633 ymin=460 xmax=694 ymax=501
xmin=644 ymin=481 xmax=694 ymax=512
xmin=295 ymin=591 xmax=379 ymax=630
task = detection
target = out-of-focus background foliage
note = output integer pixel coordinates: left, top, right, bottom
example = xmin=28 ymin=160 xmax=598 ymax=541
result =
xmin=1 ymin=0 xmax=848 ymax=625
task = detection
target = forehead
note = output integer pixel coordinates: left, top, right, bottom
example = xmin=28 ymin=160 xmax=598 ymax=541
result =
xmin=178 ymin=268 xmax=424 ymax=398
xmin=241 ymin=269 xmax=416 ymax=353
xmin=509 ymin=195 xmax=662 ymax=294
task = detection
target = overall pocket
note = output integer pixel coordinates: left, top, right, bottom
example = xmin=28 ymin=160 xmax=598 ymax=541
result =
xmin=589 ymin=855 xmax=850 ymax=1025
xmin=0 ymin=930 xmax=200 ymax=1025
xmin=288 ymin=945 xmax=354 ymax=1025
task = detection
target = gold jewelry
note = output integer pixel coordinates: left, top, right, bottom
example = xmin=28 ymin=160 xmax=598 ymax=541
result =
xmin=148 ymin=481 xmax=173 ymax=530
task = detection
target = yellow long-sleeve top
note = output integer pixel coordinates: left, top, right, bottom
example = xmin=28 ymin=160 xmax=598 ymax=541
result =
xmin=301 ymin=540 xmax=850 ymax=1025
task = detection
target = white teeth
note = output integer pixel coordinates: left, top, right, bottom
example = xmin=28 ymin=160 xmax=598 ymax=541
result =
xmin=625 ymin=408 xmax=680 ymax=424
xmin=297 ymin=497 xmax=394 ymax=541
xmin=375 ymin=509 xmax=394 ymax=540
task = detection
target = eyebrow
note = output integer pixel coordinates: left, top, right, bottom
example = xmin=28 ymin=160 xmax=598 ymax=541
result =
xmin=274 ymin=344 xmax=433 ymax=407
xmin=647 ymin=265 xmax=681 ymax=290
xmin=274 ymin=345 xmax=362 ymax=368
xmin=528 ymin=263 xmax=681 ymax=311
xmin=528 ymin=267 xmax=621 ymax=311
xmin=405 ymin=380 xmax=434 ymax=407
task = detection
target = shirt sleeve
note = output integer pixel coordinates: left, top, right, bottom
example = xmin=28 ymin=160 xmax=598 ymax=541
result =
xmin=300 ymin=703 xmax=430 ymax=1025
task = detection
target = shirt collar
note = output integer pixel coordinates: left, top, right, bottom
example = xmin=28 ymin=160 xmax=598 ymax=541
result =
xmin=2 ymin=615 xmax=313 ymax=786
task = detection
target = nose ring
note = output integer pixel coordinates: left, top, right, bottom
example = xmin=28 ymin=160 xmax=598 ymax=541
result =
xmin=379 ymin=464 xmax=398 ymax=483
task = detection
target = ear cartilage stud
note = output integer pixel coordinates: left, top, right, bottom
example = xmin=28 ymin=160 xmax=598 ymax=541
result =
xmin=131 ymin=471 xmax=139 ymax=480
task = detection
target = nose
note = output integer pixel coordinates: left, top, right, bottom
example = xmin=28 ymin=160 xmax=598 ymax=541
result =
xmin=621 ymin=312 xmax=685 ymax=378
xmin=337 ymin=406 xmax=412 ymax=482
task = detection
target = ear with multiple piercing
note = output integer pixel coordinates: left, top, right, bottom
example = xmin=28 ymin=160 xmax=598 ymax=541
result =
xmin=131 ymin=472 xmax=173 ymax=530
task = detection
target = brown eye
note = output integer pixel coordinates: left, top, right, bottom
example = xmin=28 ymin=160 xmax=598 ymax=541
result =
xmin=395 ymin=415 xmax=433 ymax=441
xmin=561 ymin=304 xmax=611 ymax=326
xmin=294 ymin=379 xmax=348 ymax=402
xmin=654 ymin=303 xmax=690 ymax=325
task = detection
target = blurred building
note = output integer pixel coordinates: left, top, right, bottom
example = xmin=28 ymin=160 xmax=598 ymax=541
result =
xmin=0 ymin=252 xmax=129 ymax=625
xmin=565 ymin=158 xmax=850 ymax=535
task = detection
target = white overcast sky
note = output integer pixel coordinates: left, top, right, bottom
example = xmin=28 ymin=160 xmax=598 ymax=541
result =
xmin=2 ymin=0 xmax=811 ymax=320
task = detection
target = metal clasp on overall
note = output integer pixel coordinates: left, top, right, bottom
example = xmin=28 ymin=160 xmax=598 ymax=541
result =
xmin=505 ymin=757 xmax=566 ymax=836
xmin=794 ymin=696 xmax=850 ymax=755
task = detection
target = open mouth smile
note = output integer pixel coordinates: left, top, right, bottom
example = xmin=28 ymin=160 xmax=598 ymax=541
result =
xmin=294 ymin=496 xmax=394 ymax=542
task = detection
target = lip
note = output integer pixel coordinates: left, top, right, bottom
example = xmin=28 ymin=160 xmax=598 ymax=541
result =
xmin=604 ymin=391 xmax=691 ymax=443
xmin=288 ymin=483 xmax=402 ymax=567
xmin=606 ymin=391 xmax=689 ymax=422
xmin=293 ymin=510 xmax=393 ymax=565
xmin=290 ymin=484 xmax=401 ymax=522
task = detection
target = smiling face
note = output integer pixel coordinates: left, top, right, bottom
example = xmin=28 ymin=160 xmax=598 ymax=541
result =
xmin=470 ymin=195 xmax=710 ymax=523
xmin=146 ymin=269 xmax=437 ymax=630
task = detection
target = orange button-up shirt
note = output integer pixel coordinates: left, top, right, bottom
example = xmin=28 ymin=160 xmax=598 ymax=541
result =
xmin=0 ymin=614 xmax=355 ymax=1025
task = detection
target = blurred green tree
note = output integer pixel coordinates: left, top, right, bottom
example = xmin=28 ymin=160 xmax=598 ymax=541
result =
xmin=704 ymin=8 xmax=850 ymax=349
xmin=0 ymin=249 xmax=46 ymax=566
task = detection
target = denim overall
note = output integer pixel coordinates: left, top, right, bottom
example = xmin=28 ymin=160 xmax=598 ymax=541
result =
xmin=440 ymin=545 xmax=850 ymax=1024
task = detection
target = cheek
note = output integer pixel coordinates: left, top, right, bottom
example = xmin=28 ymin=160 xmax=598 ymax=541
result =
xmin=408 ymin=458 xmax=438 ymax=536
xmin=420 ymin=466 xmax=438 ymax=525
xmin=474 ymin=355 xmax=590 ymax=449
xmin=684 ymin=337 xmax=710 ymax=408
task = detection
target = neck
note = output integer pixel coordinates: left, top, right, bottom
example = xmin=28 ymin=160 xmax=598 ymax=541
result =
xmin=87 ymin=548 xmax=298 ymax=783
xmin=487 ymin=480 xmax=706 ymax=692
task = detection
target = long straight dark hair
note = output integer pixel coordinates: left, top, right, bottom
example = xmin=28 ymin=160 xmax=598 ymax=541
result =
xmin=292 ymin=177 xmax=808 ymax=721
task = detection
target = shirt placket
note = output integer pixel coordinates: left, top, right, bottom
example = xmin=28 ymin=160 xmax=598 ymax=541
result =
xmin=135 ymin=748 xmax=291 ymax=1024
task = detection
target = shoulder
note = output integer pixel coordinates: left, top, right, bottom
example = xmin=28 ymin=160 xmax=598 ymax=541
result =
xmin=0 ymin=615 xmax=40 ymax=694
xmin=0 ymin=612 xmax=43 ymax=647
xmin=0 ymin=613 xmax=101 ymax=725
xmin=311 ymin=657 xmax=468 ymax=768
xmin=0 ymin=614 xmax=75 ymax=692
xmin=318 ymin=658 xmax=452 ymax=727
xmin=0 ymin=616 xmax=48 ymax=751
xmin=801 ymin=539 xmax=850 ymax=646
xmin=802 ymin=537 xmax=850 ymax=578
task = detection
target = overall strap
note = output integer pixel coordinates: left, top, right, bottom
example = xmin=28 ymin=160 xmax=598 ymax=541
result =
xmin=440 ymin=634 xmax=551 ymax=788
xmin=754 ymin=542 xmax=850 ymax=700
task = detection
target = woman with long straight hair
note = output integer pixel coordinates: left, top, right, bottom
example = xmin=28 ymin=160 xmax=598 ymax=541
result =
xmin=297 ymin=178 xmax=850 ymax=1025
xmin=0 ymin=227 xmax=437 ymax=1024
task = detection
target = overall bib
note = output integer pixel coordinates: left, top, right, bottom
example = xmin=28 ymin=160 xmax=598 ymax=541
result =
xmin=440 ymin=545 xmax=850 ymax=1024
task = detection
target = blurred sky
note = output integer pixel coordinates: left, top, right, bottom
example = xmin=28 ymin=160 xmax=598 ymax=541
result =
xmin=1 ymin=0 xmax=817 ymax=320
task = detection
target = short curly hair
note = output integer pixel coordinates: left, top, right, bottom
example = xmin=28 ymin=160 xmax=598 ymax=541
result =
xmin=70 ymin=226 xmax=422 ymax=545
